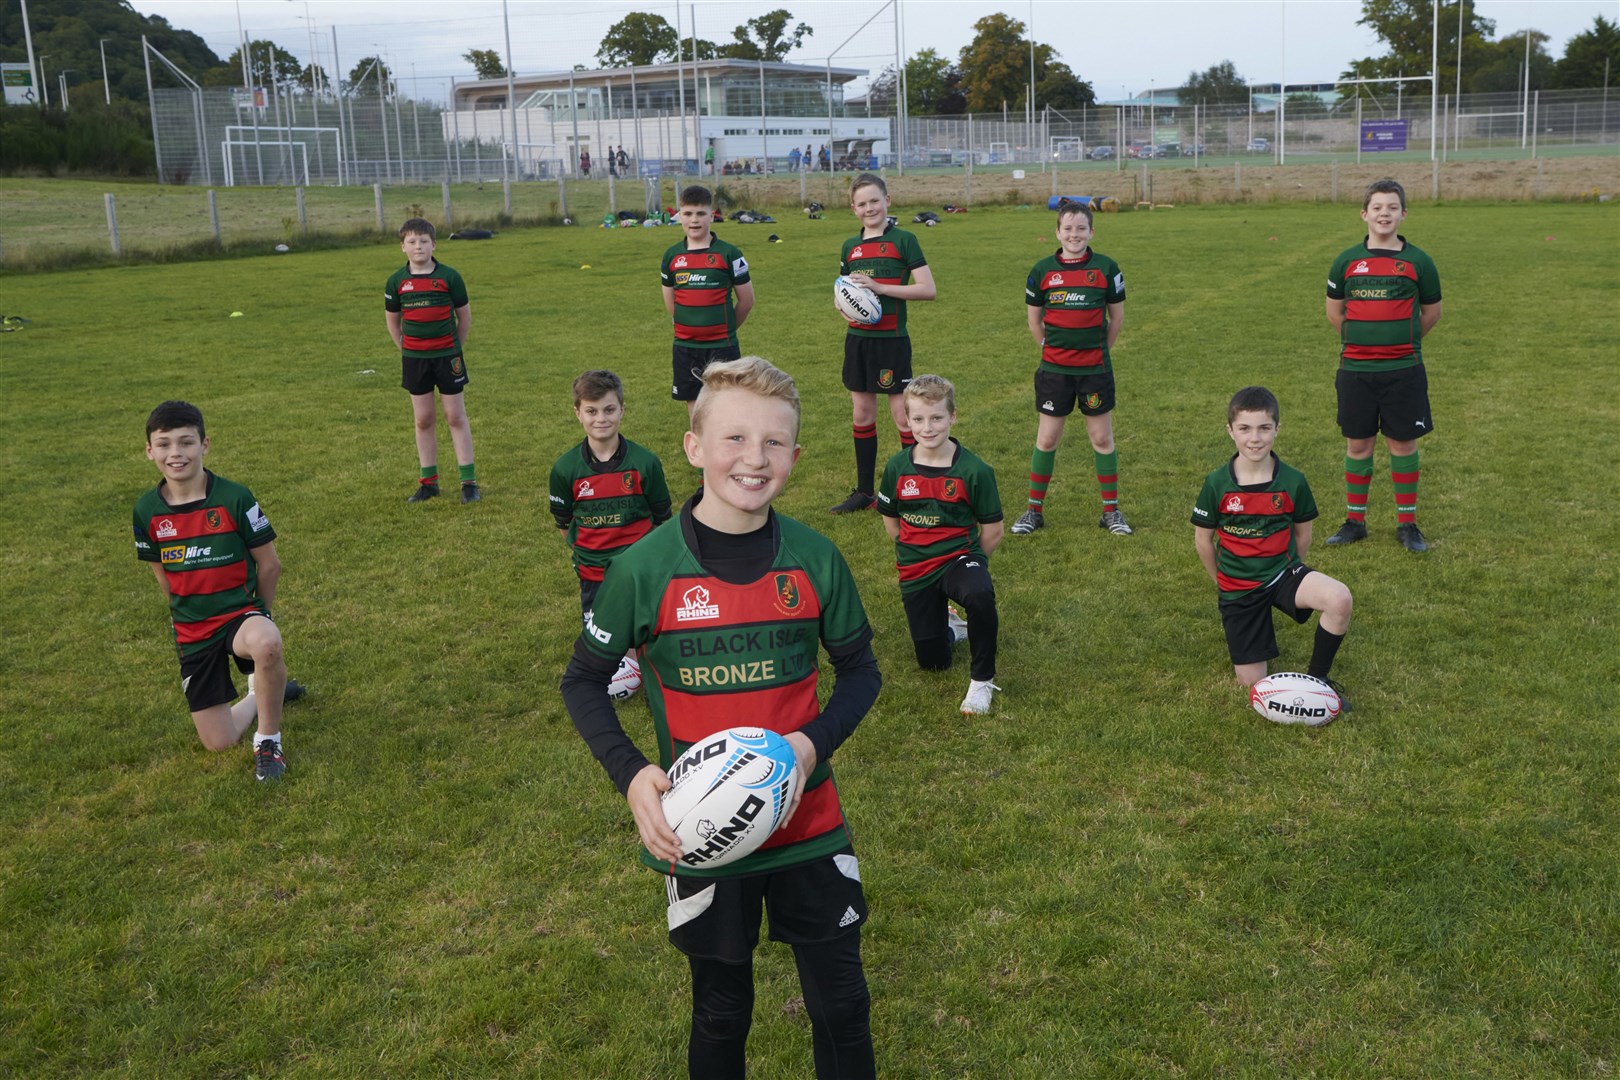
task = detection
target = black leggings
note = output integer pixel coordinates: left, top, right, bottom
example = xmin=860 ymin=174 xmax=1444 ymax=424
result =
xmin=688 ymin=933 xmax=875 ymax=1079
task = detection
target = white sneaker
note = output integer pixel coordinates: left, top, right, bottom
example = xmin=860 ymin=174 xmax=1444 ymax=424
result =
xmin=1099 ymin=509 xmax=1134 ymax=535
xmin=608 ymin=655 xmax=642 ymax=701
xmin=959 ymin=679 xmax=1000 ymax=715
xmin=946 ymin=604 xmax=969 ymax=646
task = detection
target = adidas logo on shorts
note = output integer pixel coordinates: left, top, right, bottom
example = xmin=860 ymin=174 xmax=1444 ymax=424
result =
xmin=838 ymin=906 xmax=860 ymax=928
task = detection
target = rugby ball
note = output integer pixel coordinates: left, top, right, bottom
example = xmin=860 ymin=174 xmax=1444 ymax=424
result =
xmin=1250 ymin=672 xmax=1341 ymax=727
xmin=661 ymin=727 xmax=801 ymax=869
xmin=833 ymin=275 xmax=883 ymax=326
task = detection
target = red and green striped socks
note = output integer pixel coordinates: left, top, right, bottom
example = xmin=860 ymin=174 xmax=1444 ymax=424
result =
xmin=1343 ymin=454 xmax=1372 ymax=523
xmin=1094 ymin=449 xmax=1119 ymax=512
xmin=1391 ymin=451 xmax=1420 ymax=524
xmin=898 ymin=429 xmax=917 ymax=448
xmin=419 ymin=465 xmax=439 ymax=487
xmin=1027 ymin=447 xmax=1055 ymax=510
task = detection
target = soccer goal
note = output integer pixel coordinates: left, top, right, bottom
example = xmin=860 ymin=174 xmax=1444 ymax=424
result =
xmin=1049 ymin=136 xmax=1084 ymax=162
xmin=988 ymin=140 xmax=1011 ymax=164
xmin=222 ymin=138 xmax=309 ymax=187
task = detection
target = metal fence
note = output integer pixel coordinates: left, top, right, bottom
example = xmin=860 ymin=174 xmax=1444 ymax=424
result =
xmin=149 ymin=85 xmax=1618 ymax=188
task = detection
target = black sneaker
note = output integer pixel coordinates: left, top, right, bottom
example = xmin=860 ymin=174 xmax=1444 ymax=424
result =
xmin=828 ymin=489 xmax=875 ymax=514
xmin=1324 ymin=677 xmax=1353 ymax=715
xmin=254 ymin=739 xmax=286 ymax=781
xmin=461 ymin=482 xmax=482 ymax=504
xmin=1324 ymin=519 xmax=1367 ymax=545
xmin=406 ymin=482 xmax=440 ymax=503
xmin=1396 ymin=522 xmax=1428 ymax=552
xmin=1010 ymin=508 xmax=1044 ymax=535
xmin=282 ymin=679 xmax=307 ymax=705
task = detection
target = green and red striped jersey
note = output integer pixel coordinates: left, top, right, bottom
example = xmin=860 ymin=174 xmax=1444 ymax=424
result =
xmin=384 ymin=260 xmax=469 ymax=359
xmin=581 ymin=507 xmax=872 ymax=879
xmin=133 ymin=471 xmax=274 ymax=656
xmin=1025 ymin=248 xmax=1126 ymax=373
xmin=877 ymin=441 xmax=1003 ymax=593
xmin=841 ymin=225 xmax=927 ymax=338
xmin=549 ymin=436 xmax=672 ymax=583
xmin=1191 ymin=453 xmax=1319 ymax=599
xmin=1327 ymin=237 xmax=1441 ymax=372
xmin=660 ymin=235 xmax=751 ymax=348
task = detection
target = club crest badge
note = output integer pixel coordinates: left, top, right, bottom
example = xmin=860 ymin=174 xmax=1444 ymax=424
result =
xmin=205 ymin=508 xmax=222 ymax=531
xmin=878 ymin=369 xmax=895 ymax=389
xmin=775 ymin=573 xmax=800 ymax=612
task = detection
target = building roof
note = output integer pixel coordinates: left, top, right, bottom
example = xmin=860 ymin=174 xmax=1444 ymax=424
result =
xmin=454 ymin=58 xmax=867 ymax=96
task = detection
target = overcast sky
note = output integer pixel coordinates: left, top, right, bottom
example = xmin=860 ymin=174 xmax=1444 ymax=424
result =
xmin=127 ymin=0 xmax=1615 ymax=102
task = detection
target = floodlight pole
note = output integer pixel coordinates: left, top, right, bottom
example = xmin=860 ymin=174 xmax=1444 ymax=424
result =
xmin=501 ymin=0 xmax=518 ymax=182
xmin=19 ymin=0 xmax=39 ymax=110
xmin=1430 ymin=0 xmax=1438 ymax=160
xmin=100 ymin=39 xmax=112 ymax=103
xmin=675 ymin=2 xmax=688 ymax=169
xmin=234 ymin=0 xmax=250 ymax=88
xmin=39 ymin=54 xmax=49 ymax=107
xmin=59 ymin=69 xmax=72 ymax=110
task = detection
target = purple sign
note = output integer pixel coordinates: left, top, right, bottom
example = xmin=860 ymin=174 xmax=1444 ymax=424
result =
xmin=1360 ymin=119 xmax=1409 ymax=152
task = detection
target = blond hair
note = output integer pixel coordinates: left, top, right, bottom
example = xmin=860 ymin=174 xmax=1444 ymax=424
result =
xmin=904 ymin=373 xmax=955 ymax=414
xmin=692 ymin=356 xmax=801 ymax=440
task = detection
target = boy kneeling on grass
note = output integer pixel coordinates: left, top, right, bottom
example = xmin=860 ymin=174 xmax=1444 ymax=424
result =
xmin=1192 ymin=386 xmax=1354 ymax=706
xmin=876 ymin=375 xmax=1004 ymax=715
xmin=134 ymin=401 xmax=305 ymax=782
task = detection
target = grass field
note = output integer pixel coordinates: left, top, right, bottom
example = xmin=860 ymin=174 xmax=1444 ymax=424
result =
xmin=1 ymin=200 xmax=1617 ymax=1077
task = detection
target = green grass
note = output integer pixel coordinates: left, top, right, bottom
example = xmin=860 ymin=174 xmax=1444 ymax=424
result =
xmin=1 ymin=202 xmax=1616 ymax=1077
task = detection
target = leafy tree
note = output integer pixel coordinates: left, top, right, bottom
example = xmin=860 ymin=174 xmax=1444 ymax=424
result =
xmin=596 ymin=12 xmax=679 ymax=66
xmin=462 ymin=49 xmax=507 ymax=80
xmin=0 ymin=0 xmax=222 ymax=104
xmin=957 ymin=14 xmax=1092 ymax=114
xmin=348 ymin=56 xmax=393 ymax=97
xmin=1283 ymin=91 xmax=1330 ymax=116
xmin=1554 ymin=14 xmax=1619 ymax=88
xmin=1179 ymin=60 xmax=1249 ymax=105
xmin=298 ymin=64 xmax=330 ymax=94
xmin=720 ymin=9 xmax=812 ymax=61
xmin=1468 ymin=29 xmax=1554 ymax=93
xmin=1341 ymin=0 xmax=1495 ymax=95
xmin=224 ymin=40 xmax=302 ymax=87
xmin=867 ymin=49 xmax=968 ymax=116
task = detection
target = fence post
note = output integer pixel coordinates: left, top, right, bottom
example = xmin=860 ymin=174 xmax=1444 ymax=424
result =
xmin=608 ymin=172 xmax=616 ymax=216
xmin=374 ymin=183 xmax=384 ymax=231
xmin=443 ymin=179 xmax=453 ymax=228
xmin=799 ymin=167 xmax=806 ymax=205
xmin=105 ymin=194 xmax=121 ymax=255
xmin=503 ymin=178 xmax=512 ymax=218
xmin=964 ymin=158 xmax=972 ymax=207
xmin=1234 ymin=162 xmax=1241 ymax=198
xmin=1330 ymin=162 xmax=1338 ymax=202
xmin=1432 ymin=159 xmax=1441 ymax=202
xmin=296 ymin=187 xmax=307 ymax=235
xmin=1534 ymin=158 xmax=1544 ymax=200
xmin=1051 ymin=163 xmax=1058 ymax=200
xmin=558 ymin=177 xmax=568 ymax=220
xmin=208 ymin=189 xmax=221 ymax=246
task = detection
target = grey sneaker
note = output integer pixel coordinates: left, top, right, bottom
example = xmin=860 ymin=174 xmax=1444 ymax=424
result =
xmin=406 ymin=482 xmax=440 ymax=503
xmin=254 ymin=739 xmax=286 ymax=781
xmin=946 ymin=604 xmax=969 ymax=646
xmin=1099 ymin=509 xmax=1133 ymax=535
xmin=1395 ymin=522 xmax=1428 ymax=552
xmin=959 ymin=679 xmax=1001 ymax=715
xmin=1010 ymin=508 xmax=1044 ymax=535
xmin=460 ymin=482 xmax=482 ymax=504
xmin=1324 ymin=519 xmax=1368 ymax=545
xmin=828 ymin=489 xmax=875 ymax=514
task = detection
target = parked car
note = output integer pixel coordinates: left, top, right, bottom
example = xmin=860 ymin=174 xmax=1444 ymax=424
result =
xmin=1182 ymin=142 xmax=1207 ymax=156
xmin=1086 ymin=145 xmax=1115 ymax=160
xmin=1246 ymin=137 xmax=1271 ymax=153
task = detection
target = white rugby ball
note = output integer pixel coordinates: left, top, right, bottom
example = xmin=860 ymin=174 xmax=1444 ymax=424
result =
xmin=1250 ymin=672 xmax=1341 ymax=727
xmin=662 ymin=727 xmax=801 ymax=869
xmin=833 ymin=275 xmax=883 ymax=326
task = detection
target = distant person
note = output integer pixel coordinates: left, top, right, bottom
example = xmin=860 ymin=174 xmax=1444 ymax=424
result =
xmin=385 ymin=217 xmax=479 ymax=503
xmin=662 ymin=185 xmax=754 ymax=418
xmin=1323 ymin=178 xmax=1443 ymax=552
xmin=549 ymin=369 xmax=672 ymax=701
xmin=1012 ymin=199 xmax=1131 ymax=537
xmin=789 ymin=145 xmax=802 ymax=171
xmin=828 ymin=172 xmax=936 ymax=514
xmin=820 ymin=144 xmax=831 ymax=172
xmin=877 ymin=375 xmax=1004 ymax=714
xmin=704 ymin=140 xmax=715 ymax=176
xmin=133 ymin=400 xmax=306 ymax=782
xmin=617 ymin=146 xmax=629 ymax=174
xmin=1193 ymin=386 xmax=1353 ymax=701
xmin=803 ymin=144 xmax=813 ymax=172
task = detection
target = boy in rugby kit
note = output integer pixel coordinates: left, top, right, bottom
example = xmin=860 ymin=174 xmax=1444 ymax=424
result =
xmin=829 ymin=172 xmax=936 ymax=515
xmin=385 ymin=217 xmax=479 ymax=504
xmin=1014 ymin=200 xmax=1132 ymax=537
xmin=1193 ymin=387 xmax=1354 ymax=702
xmin=562 ymin=358 xmax=881 ymax=1079
xmin=1323 ymin=179 xmax=1442 ymax=552
xmin=877 ymin=375 xmax=1004 ymax=714
xmin=549 ymin=370 xmax=672 ymax=700
xmin=662 ymin=185 xmax=754 ymax=417
xmin=133 ymin=401 xmax=303 ymax=781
